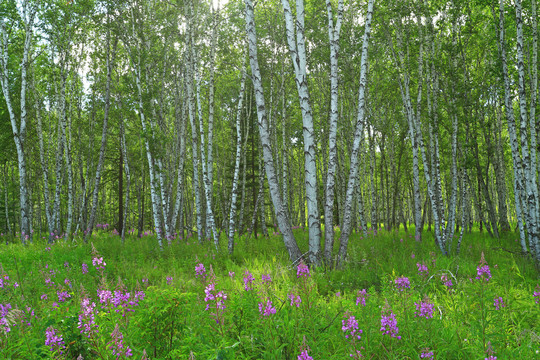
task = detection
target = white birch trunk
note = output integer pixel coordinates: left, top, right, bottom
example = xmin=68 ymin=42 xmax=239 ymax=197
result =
xmin=516 ymin=0 xmax=539 ymax=261
xmin=190 ymin=33 xmax=219 ymax=249
xmin=336 ymin=0 xmax=374 ymax=267
xmin=120 ymin=119 xmax=131 ymax=243
xmin=323 ymin=0 xmax=344 ymax=264
xmin=206 ymin=4 xmax=219 ymax=238
xmin=228 ymin=62 xmax=247 ymax=254
xmin=86 ymin=31 xmax=116 ymax=241
xmin=0 ymin=3 xmax=36 ymax=244
xmin=493 ymin=0 xmax=527 ymax=253
xmin=2 ymin=166 xmax=12 ymax=236
xmin=172 ymin=78 xmax=187 ymax=236
xmin=245 ymin=0 xmax=302 ymax=263
xmin=281 ymin=0 xmax=322 ymax=264
xmin=33 ymin=83 xmax=55 ymax=242
xmin=184 ymin=3 xmax=204 ymax=243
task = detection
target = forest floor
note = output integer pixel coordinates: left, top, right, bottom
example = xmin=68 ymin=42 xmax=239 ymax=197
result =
xmin=0 ymin=227 xmax=539 ymax=359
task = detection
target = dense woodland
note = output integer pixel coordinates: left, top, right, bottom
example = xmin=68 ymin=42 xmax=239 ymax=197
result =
xmin=1 ymin=0 xmax=540 ymax=266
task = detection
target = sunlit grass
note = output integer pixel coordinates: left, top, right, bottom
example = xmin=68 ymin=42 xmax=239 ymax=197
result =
xmin=0 ymin=227 xmax=538 ymax=359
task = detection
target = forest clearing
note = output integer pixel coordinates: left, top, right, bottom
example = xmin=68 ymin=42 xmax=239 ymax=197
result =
xmin=1 ymin=0 xmax=540 ymax=358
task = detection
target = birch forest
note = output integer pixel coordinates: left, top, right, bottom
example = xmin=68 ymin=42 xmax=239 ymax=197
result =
xmin=2 ymin=0 xmax=540 ymax=266
xmin=2 ymin=0 xmax=540 ymax=359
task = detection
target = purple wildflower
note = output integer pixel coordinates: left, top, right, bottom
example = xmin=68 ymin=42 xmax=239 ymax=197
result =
xmin=380 ymin=311 xmax=401 ymax=339
xmin=476 ymin=265 xmax=491 ymax=282
xmin=195 ymin=263 xmax=207 ymax=281
xmin=82 ymin=263 xmax=88 ymax=274
xmin=493 ymin=297 xmax=505 ymax=310
xmin=441 ymin=273 xmax=453 ymax=288
xmin=109 ymin=324 xmax=133 ymax=358
xmin=258 ymin=300 xmax=276 ymax=317
xmin=1 ymin=303 xmax=13 ymax=333
xmin=342 ymin=314 xmax=362 ymax=340
xmin=45 ymin=326 xmax=65 ymax=353
xmin=243 ymin=271 xmax=255 ymax=291
xmin=394 ymin=277 xmax=410 ymax=291
xmin=98 ymin=289 xmax=113 ymax=305
xmin=288 ymin=293 xmax=302 ymax=307
xmin=262 ymin=274 xmax=272 ymax=284
xmin=298 ymin=336 xmax=314 ymax=360
xmin=534 ymin=285 xmax=540 ymax=304
xmin=297 ymin=261 xmax=310 ymax=278
xmin=92 ymin=257 xmax=106 ymax=271
xmin=77 ymin=297 xmax=98 ymax=337
xmin=57 ymin=290 xmax=71 ymax=302
xmin=166 ymin=277 xmax=173 ymax=285
xmin=204 ymin=282 xmax=227 ymax=324
xmin=414 ymin=301 xmax=435 ymax=319
xmin=420 ymin=350 xmax=434 ymax=358
xmin=356 ymin=289 xmax=368 ymax=306
xmin=298 ymin=350 xmax=314 ymax=360
xmin=416 ymin=263 xmax=428 ymax=276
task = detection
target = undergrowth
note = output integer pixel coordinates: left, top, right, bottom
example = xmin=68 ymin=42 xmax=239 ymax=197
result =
xmin=0 ymin=227 xmax=538 ymax=359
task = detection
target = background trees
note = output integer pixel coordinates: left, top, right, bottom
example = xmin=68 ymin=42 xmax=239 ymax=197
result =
xmin=1 ymin=0 xmax=540 ymax=265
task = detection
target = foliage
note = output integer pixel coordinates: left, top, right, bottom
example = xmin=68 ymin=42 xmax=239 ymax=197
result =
xmin=0 ymin=228 xmax=538 ymax=359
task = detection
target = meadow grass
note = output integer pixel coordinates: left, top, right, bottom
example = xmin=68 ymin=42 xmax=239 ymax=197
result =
xmin=0 ymin=227 xmax=538 ymax=359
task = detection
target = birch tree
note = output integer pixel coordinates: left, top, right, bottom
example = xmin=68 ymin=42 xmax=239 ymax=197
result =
xmin=323 ymin=0 xmax=344 ymax=264
xmin=281 ymin=0 xmax=321 ymax=264
xmin=492 ymin=0 xmax=528 ymax=255
xmin=245 ymin=0 xmax=302 ymax=263
xmin=0 ymin=0 xmax=37 ymax=244
xmin=337 ymin=0 xmax=374 ymax=267
xmin=228 ymin=60 xmax=247 ymax=254
xmin=86 ymin=18 xmax=117 ymax=241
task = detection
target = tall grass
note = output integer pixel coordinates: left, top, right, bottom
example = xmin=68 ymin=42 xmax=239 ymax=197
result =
xmin=0 ymin=227 xmax=538 ymax=359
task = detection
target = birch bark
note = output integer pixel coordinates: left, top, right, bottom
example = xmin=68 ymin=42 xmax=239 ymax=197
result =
xmin=86 ymin=29 xmax=117 ymax=241
xmin=0 ymin=2 xmax=36 ymax=244
xmin=323 ymin=0 xmax=344 ymax=264
xmin=184 ymin=2 xmax=204 ymax=243
xmin=120 ymin=118 xmax=131 ymax=243
xmin=245 ymin=0 xmax=302 ymax=263
xmin=228 ymin=62 xmax=247 ymax=254
xmin=281 ymin=0 xmax=322 ymax=264
xmin=336 ymin=0 xmax=374 ymax=267
xmin=516 ymin=0 xmax=539 ymax=261
xmin=493 ymin=0 xmax=527 ymax=253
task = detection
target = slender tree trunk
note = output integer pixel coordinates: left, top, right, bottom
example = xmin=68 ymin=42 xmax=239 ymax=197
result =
xmin=323 ymin=0 xmax=344 ymax=264
xmin=33 ymin=81 xmax=55 ymax=242
xmin=336 ymin=0 xmax=374 ymax=267
xmin=86 ymin=31 xmax=117 ymax=241
xmin=172 ymin=76 xmax=187 ymax=236
xmin=516 ymin=0 xmax=539 ymax=261
xmin=206 ymin=3 xmax=219 ymax=241
xmin=493 ymin=0 xmax=527 ymax=253
xmin=183 ymin=9 xmax=204 ymax=243
xmin=0 ymin=4 xmax=36 ymax=244
xmin=192 ymin=43 xmax=219 ymax=248
xmin=281 ymin=0 xmax=322 ymax=264
xmin=228 ymin=62 xmax=247 ymax=254
xmin=3 ymin=165 xmax=12 ymax=237
xmin=120 ymin=118 xmax=131 ymax=243
xmin=245 ymin=0 xmax=302 ymax=263
xmin=494 ymin=104 xmax=510 ymax=231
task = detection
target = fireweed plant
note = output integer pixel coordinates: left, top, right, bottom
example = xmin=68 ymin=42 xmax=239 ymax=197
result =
xmin=0 ymin=227 xmax=538 ymax=358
